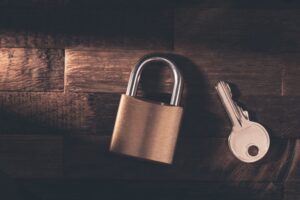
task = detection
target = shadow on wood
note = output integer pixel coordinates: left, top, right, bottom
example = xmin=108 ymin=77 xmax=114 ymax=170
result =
xmin=137 ymin=53 xmax=226 ymax=137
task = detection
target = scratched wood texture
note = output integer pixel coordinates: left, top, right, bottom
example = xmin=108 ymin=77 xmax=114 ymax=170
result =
xmin=65 ymin=49 xmax=285 ymax=96
xmin=63 ymin=136 xmax=292 ymax=181
xmin=0 ymin=48 xmax=64 ymax=91
xmin=0 ymin=91 xmax=290 ymax=138
xmin=175 ymin=8 xmax=300 ymax=96
xmin=0 ymin=92 xmax=119 ymax=135
xmin=284 ymin=139 xmax=300 ymax=200
xmin=0 ymin=1 xmax=300 ymax=200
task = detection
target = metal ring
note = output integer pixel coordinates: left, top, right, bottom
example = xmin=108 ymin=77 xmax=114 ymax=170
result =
xmin=126 ymin=56 xmax=183 ymax=106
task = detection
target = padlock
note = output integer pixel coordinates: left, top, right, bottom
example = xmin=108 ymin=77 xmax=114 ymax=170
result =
xmin=110 ymin=56 xmax=184 ymax=164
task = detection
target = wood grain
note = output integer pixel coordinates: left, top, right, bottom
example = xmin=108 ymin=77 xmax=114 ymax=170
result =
xmin=65 ymin=51 xmax=195 ymax=95
xmin=0 ymin=92 xmax=119 ymax=135
xmin=284 ymin=139 xmax=300 ymax=200
xmin=239 ymin=96 xmax=283 ymax=137
xmin=182 ymin=94 xmax=284 ymax=138
xmin=174 ymin=48 xmax=283 ymax=97
xmin=175 ymin=8 xmax=300 ymax=53
xmin=174 ymin=8 xmax=300 ymax=96
xmin=65 ymin=49 xmax=283 ymax=96
xmin=282 ymin=97 xmax=300 ymax=138
xmin=0 ymin=135 xmax=63 ymax=178
xmin=64 ymin=135 xmax=291 ymax=182
xmin=0 ymin=91 xmax=287 ymax=137
xmin=0 ymin=48 xmax=64 ymax=91
xmin=174 ymin=50 xmax=284 ymax=95
xmin=282 ymin=54 xmax=300 ymax=96
xmin=17 ymin=179 xmax=282 ymax=200
xmin=64 ymin=50 xmax=215 ymax=95
xmin=0 ymin=91 xmax=290 ymax=137
xmin=65 ymin=50 xmax=163 ymax=93
xmin=0 ymin=3 xmax=299 ymax=199
xmin=0 ymin=8 xmax=172 ymax=49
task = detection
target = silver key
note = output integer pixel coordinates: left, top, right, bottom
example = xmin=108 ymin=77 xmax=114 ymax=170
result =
xmin=215 ymin=81 xmax=270 ymax=163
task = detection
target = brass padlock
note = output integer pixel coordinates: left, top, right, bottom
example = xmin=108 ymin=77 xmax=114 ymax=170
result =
xmin=110 ymin=56 xmax=184 ymax=164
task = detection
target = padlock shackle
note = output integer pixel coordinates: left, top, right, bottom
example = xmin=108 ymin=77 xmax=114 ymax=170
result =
xmin=126 ymin=57 xmax=183 ymax=106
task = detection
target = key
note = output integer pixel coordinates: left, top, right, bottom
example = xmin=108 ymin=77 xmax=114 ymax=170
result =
xmin=215 ymin=81 xmax=270 ymax=163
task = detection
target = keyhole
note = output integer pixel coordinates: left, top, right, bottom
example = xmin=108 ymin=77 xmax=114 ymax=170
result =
xmin=248 ymin=145 xmax=259 ymax=156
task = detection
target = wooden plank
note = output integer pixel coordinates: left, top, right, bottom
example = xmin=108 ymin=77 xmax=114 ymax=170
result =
xmin=0 ymin=92 xmax=119 ymax=135
xmin=0 ymin=92 xmax=288 ymax=137
xmin=174 ymin=8 xmax=300 ymax=96
xmin=64 ymin=136 xmax=291 ymax=182
xmin=239 ymin=96 xmax=283 ymax=138
xmin=175 ymin=8 xmax=300 ymax=53
xmin=17 ymin=179 xmax=282 ymax=200
xmin=65 ymin=50 xmax=166 ymax=93
xmin=63 ymin=49 xmax=212 ymax=94
xmin=282 ymin=97 xmax=300 ymax=138
xmin=282 ymin=54 xmax=300 ymax=96
xmin=65 ymin=49 xmax=212 ymax=95
xmin=65 ymin=49 xmax=282 ymax=96
xmin=181 ymin=95 xmax=283 ymax=138
xmin=284 ymin=139 xmax=300 ymax=200
xmin=0 ymin=48 xmax=64 ymax=91
xmin=65 ymin=50 xmax=202 ymax=95
xmin=0 ymin=135 xmax=63 ymax=178
xmin=0 ymin=8 xmax=172 ymax=49
xmin=174 ymin=50 xmax=283 ymax=97
xmin=64 ymin=45 xmax=287 ymax=138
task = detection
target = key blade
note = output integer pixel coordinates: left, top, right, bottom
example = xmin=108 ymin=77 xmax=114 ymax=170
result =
xmin=226 ymin=83 xmax=232 ymax=97
xmin=216 ymin=81 xmax=242 ymax=128
xmin=243 ymin=111 xmax=249 ymax=119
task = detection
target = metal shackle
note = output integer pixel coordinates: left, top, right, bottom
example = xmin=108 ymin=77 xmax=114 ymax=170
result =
xmin=126 ymin=56 xmax=183 ymax=106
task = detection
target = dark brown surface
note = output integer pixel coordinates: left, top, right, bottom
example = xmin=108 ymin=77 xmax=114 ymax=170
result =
xmin=0 ymin=48 xmax=64 ymax=91
xmin=65 ymin=50 xmax=167 ymax=93
xmin=0 ymin=1 xmax=300 ymax=200
xmin=282 ymin=55 xmax=300 ymax=96
xmin=0 ymin=92 xmax=118 ymax=135
xmin=284 ymin=140 xmax=300 ymax=200
xmin=65 ymin=49 xmax=284 ymax=96
xmin=0 ymin=92 xmax=290 ymax=138
xmin=175 ymin=8 xmax=300 ymax=53
xmin=64 ymin=136 xmax=292 ymax=181
xmin=17 ymin=179 xmax=283 ymax=200
xmin=0 ymin=8 xmax=172 ymax=49
xmin=0 ymin=135 xmax=63 ymax=178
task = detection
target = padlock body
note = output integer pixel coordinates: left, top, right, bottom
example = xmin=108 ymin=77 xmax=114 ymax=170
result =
xmin=110 ymin=95 xmax=183 ymax=164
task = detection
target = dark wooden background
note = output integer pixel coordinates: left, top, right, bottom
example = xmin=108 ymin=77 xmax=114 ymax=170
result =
xmin=0 ymin=0 xmax=300 ymax=199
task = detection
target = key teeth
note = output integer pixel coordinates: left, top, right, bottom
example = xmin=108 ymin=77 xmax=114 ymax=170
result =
xmin=243 ymin=110 xmax=249 ymax=119
xmin=236 ymin=104 xmax=250 ymax=120
xmin=227 ymin=87 xmax=232 ymax=97
xmin=216 ymin=80 xmax=249 ymax=126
